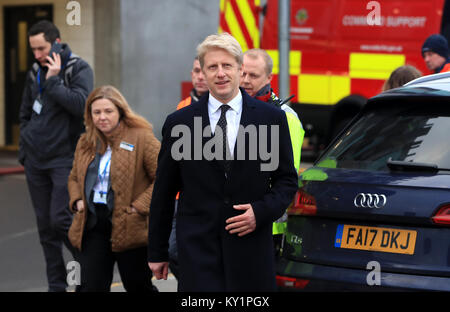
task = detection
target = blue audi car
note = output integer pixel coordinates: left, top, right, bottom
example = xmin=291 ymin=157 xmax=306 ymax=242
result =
xmin=277 ymin=73 xmax=450 ymax=291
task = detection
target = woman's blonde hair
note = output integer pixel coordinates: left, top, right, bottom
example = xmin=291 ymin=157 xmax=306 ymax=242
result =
xmin=197 ymin=32 xmax=243 ymax=69
xmin=81 ymin=85 xmax=152 ymax=154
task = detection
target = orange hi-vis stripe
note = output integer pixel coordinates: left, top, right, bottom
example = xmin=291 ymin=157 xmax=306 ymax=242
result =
xmin=177 ymin=96 xmax=192 ymax=111
xmin=219 ymin=0 xmax=260 ymax=51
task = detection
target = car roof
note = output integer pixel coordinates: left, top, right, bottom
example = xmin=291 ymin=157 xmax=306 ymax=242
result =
xmin=369 ymin=72 xmax=450 ymax=103
xmin=404 ymin=71 xmax=450 ymax=89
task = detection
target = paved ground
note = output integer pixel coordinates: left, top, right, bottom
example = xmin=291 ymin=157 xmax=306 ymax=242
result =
xmin=0 ymin=150 xmax=177 ymax=292
xmin=0 ymin=150 xmax=24 ymax=175
xmin=0 ymin=150 xmax=312 ymax=292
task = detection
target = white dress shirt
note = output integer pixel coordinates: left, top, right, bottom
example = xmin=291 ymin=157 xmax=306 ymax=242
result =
xmin=208 ymin=91 xmax=243 ymax=155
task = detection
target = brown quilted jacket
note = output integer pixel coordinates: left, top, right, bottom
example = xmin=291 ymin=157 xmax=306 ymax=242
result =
xmin=67 ymin=122 xmax=161 ymax=252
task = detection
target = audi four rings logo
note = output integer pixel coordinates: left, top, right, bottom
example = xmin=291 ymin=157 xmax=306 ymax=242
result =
xmin=354 ymin=193 xmax=387 ymax=209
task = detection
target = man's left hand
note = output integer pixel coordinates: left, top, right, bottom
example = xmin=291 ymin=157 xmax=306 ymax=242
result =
xmin=225 ymin=204 xmax=256 ymax=237
xmin=45 ymin=52 xmax=61 ymax=79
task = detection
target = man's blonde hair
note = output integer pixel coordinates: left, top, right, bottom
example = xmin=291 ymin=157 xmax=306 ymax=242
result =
xmin=197 ymin=32 xmax=243 ymax=69
xmin=244 ymin=48 xmax=273 ymax=76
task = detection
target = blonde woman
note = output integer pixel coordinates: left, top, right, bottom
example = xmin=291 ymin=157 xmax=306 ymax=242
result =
xmin=68 ymin=86 xmax=160 ymax=292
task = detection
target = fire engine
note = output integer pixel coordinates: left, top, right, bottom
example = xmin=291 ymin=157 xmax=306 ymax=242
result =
xmin=183 ymin=0 xmax=449 ymax=160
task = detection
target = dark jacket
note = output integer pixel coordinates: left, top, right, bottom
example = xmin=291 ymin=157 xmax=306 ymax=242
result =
xmin=19 ymin=43 xmax=94 ymax=169
xmin=147 ymin=89 xmax=298 ymax=291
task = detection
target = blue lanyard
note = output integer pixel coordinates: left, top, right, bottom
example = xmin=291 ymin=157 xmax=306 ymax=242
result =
xmin=37 ymin=52 xmax=72 ymax=95
xmin=98 ymin=157 xmax=111 ymax=197
xmin=37 ymin=69 xmax=44 ymax=95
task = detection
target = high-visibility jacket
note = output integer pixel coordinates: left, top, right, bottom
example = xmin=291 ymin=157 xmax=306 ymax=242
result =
xmin=177 ymin=88 xmax=203 ymax=110
xmin=272 ymin=107 xmax=304 ymax=235
xmin=283 ymin=105 xmax=304 ymax=173
xmin=177 ymin=96 xmax=192 ymax=110
xmin=256 ymin=86 xmax=305 ymax=235
xmin=440 ymin=63 xmax=450 ymax=73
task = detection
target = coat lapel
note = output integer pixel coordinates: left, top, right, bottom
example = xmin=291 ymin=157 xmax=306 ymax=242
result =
xmin=193 ymin=95 xmax=211 ymax=144
xmin=230 ymin=90 xmax=258 ymax=173
xmin=193 ymin=95 xmax=223 ymax=173
xmin=85 ymin=153 xmax=100 ymax=203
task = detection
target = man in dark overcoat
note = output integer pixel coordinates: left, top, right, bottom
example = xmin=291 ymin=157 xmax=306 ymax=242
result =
xmin=148 ymin=33 xmax=297 ymax=291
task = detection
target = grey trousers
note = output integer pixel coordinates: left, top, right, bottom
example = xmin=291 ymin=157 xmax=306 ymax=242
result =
xmin=25 ymin=164 xmax=76 ymax=292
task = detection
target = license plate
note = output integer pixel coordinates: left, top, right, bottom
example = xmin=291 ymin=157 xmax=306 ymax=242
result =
xmin=335 ymin=225 xmax=417 ymax=255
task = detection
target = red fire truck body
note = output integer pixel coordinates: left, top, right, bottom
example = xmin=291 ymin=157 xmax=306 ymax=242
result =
xmin=183 ymin=0 xmax=448 ymax=158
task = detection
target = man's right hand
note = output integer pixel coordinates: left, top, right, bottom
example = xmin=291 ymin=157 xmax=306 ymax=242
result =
xmin=45 ymin=52 xmax=62 ymax=79
xmin=148 ymin=262 xmax=169 ymax=280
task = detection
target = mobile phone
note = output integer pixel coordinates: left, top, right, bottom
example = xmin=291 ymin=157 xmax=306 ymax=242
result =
xmin=48 ymin=41 xmax=62 ymax=60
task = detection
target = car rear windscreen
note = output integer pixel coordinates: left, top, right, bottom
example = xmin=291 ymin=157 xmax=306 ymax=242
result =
xmin=318 ymin=103 xmax=450 ymax=172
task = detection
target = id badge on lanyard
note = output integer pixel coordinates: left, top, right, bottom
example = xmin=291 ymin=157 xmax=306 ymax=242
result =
xmin=94 ymin=156 xmax=111 ymax=205
xmin=93 ymin=190 xmax=108 ymax=204
xmin=33 ymin=96 xmax=43 ymax=115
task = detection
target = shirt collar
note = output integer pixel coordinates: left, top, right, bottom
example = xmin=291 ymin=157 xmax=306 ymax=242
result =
xmin=208 ymin=90 xmax=243 ymax=114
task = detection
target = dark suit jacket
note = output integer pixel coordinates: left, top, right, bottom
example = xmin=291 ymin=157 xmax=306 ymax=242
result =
xmin=148 ymin=89 xmax=297 ymax=291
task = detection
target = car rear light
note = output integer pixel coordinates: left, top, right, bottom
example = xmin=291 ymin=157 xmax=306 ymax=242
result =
xmin=432 ymin=204 xmax=450 ymax=226
xmin=287 ymin=189 xmax=317 ymax=216
xmin=276 ymin=275 xmax=310 ymax=289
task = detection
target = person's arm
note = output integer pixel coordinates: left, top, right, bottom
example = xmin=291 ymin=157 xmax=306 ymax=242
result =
xmin=44 ymin=60 xmax=94 ymax=117
xmin=147 ymin=115 xmax=181 ymax=266
xmin=67 ymin=136 xmax=86 ymax=213
xmin=131 ymin=130 xmax=161 ymax=215
xmin=250 ymin=111 xmax=298 ymax=229
xmin=225 ymin=111 xmax=297 ymax=236
xmin=18 ymin=70 xmax=35 ymax=165
xmin=19 ymin=71 xmax=34 ymax=130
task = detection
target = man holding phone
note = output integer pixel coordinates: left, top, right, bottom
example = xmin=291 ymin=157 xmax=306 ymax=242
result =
xmin=19 ymin=20 xmax=93 ymax=292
